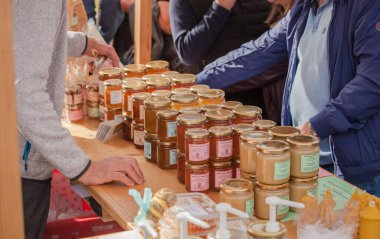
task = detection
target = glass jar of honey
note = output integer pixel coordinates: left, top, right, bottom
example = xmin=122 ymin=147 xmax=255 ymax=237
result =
xmin=177 ymin=151 xmax=186 ymax=184
xmin=144 ymin=96 xmax=171 ymax=134
xmin=231 ymin=124 xmax=256 ymax=159
xmin=87 ymin=101 xmax=100 ymax=118
xmin=146 ymin=77 xmax=172 ymax=93
xmin=104 ymin=79 xmax=122 ymax=109
xmin=157 ymin=109 xmax=179 ymax=141
xmin=171 ymin=93 xmax=199 ymax=110
xmin=171 ymin=88 xmax=192 ymax=95
xmin=222 ymin=101 xmax=243 ymax=111
xmin=86 ymin=82 xmax=99 ymax=104
xmin=157 ymin=141 xmax=177 ymax=169
xmin=287 ymin=135 xmax=320 ymax=178
xmin=209 ymin=126 xmax=233 ymax=162
xmin=205 ymin=109 xmax=234 ymax=129
xmin=190 ymin=84 xmax=210 ymax=94
xmin=151 ymin=90 xmax=172 ymax=98
xmin=145 ymin=60 xmax=169 ymax=74
xmin=256 ymin=140 xmax=290 ymax=185
xmin=201 ymin=104 xmax=222 ymax=113
xmin=142 ymin=74 xmax=161 ymax=82
xmin=198 ymin=89 xmax=225 ymax=106
xmin=241 ymin=171 xmax=257 ymax=185
xmin=220 ymin=179 xmax=254 ymax=216
xmin=161 ymin=71 xmax=179 ymax=78
xmin=185 ymin=128 xmax=210 ymax=165
xmin=289 ymin=176 xmax=318 ymax=211
xmin=233 ymin=106 xmax=262 ymax=124
xmin=104 ymin=107 xmax=123 ymax=121
xmin=210 ymin=161 xmax=233 ymax=191
xmin=123 ymin=64 xmax=146 ymax=78
xmin=240 ymin=131 xmax=272 ymax=175
xmin=132 ymin=92 xmax=150 ymax=123
xmin=122 ymin=79 xmax=147 ymax=117
xmin=233 ymin=160 xmax=241 ymax=178
xmin=132 ymin=120 xmax=145 ymax=148
xmin=171 ymin=74 xmax=197 ymax=89
xmin=99 ymin=97 xmax=105 ymax=121
xmin=185 ymin=163 xmax=210 ymax=192
xmin=255 ymin=182 xmax=289 ymax=220
xmin=64 ymin=84 xmax=83 ymax=105
xmin=99 ymin=67 xmax=123 ymax=98
xmin=144 ymin=132 xmax=158 ymax=163
xmin=252 ymin=120 xmax=277 ymax=132
xmin=122 ymin=116 xmax=133 ymax=141
xmin=269 ymin=126 xmax=300 ymax=141
xmin=177 ymin=113 xmax=207 ymax=153
xmin=179 ymin=107 xmax=202 ymax=114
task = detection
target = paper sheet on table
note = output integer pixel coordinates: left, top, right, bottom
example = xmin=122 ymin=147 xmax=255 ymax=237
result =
xmin=98 ymin=229 xmax=143 ymax=239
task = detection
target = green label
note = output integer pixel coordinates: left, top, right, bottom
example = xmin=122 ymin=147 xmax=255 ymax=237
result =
xmin=274 ymin=160 xmax=290 ymax=181
xmin=246 ymin=199 xmax=254 ymax=216
xmin=301 ymin=153 xmax=320 ymax=173
xmin=277 ymin=194 xmax=289 ymax=215
xmin=144 ymin=141 xmax=151 ymax=159
xmin=169 ymin=149 xmax=177 ymax=165
xmin=307 ymin=188 xmax=317 ymax=196
xmin=167 ymin=121 xmax=177 ymax=137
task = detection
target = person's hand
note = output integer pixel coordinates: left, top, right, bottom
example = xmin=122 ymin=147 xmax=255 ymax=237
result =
xmin=297 ymin=122 xmax=317 ymax=136
xmin=78 ymin=156 xmax=144 ymax=186
xmin=215 ymin=0 xmax=237 ymax=10
xmin=120 ymin=0 xmax=135 ymax=13
xmin=84 ymin=37 xmax=120 ymax=67
xmin=158 ymin=1 xmax=172 ymax=35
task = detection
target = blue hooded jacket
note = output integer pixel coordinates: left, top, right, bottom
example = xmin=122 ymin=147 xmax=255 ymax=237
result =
xmin=197 ymin=0 xmax=380 ymax=184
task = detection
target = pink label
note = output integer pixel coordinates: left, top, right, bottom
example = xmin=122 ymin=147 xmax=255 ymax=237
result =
xmin=188 ymin=142 xmax=210 ymax=162
xmin=68 ymin=109 xmax=83 ymax=121
xmin=134 ymin=130 xmax=144 ymax=145
xmin=190 ymin=172 xmax=209 ymax=191
xmin=215 ymin=169 xmax=233 ymax=188
xmin=87 ymin=92 xmax=99 ymax=102
xmin=217 ymin=139 xmax=233 ymax=158
xmin=236 ymin=167 xmax=241 ymax=179
xmin=110 ymin=90 xmax=122 ymax=104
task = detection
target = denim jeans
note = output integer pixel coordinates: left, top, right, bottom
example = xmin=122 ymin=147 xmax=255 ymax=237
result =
xmin=354 ymin=174 xmax=380 ymax=197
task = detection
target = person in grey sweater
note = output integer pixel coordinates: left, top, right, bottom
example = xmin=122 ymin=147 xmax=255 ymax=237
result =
xmin=12 ymin=1 xmax=144 ymax=238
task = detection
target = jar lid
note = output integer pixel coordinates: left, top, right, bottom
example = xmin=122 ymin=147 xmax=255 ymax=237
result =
xmin=151 ymin=90 xmax=172 ymax=98
xmin=123 ymin=64 xmax=146 ymax=73
xmin=142 ymin=74 xmax=161 ymax=81
xmin=161 ymin=71 xmax=179 ymax=78
xmin=269 ymin=126 xmax=300 ymax=138
xmin=185 ymin=128 xmax=209 ymax=139
xmin=222 ymin=101 xmax=243 ymax=110
xmin=205 ymin=109 xmax=234 ymax=121
xmin=209 ymin=126 xmax=233 ymax=137
xmin=157 ymin=109 xmax=179 ymax=118
xmin=190 ymin=84 xmax=210 ymax=93
xmin=147 ymin=77 xmax=171 ymax=87
xmin=145 ymin=60 xmax=169 ymax=70
xmin=172 ymin=88 xmax=192 ymax=95
xmin=232 ymin=124 xmax=256 ymax=134
xmin=177 ymin=113 xmax=207 ymax=125
xmin=234 ymin=159 xmax=240 ymax=164
xmin=177 ymin=150 xmax=185 ymax=158
xmin=287 ymin=135 xmax=320 ymax=147
xmin=144 ymin=96 xmax=171 ymax=108
xmin=65 ymin=84 xmax=81 ymax=93
xmin=185 ymin=162 xmax=209 ymax=170
xmin=240 ymin=131 xmax=271 ymax=144
xmin=122 ymin=79 xmax=147 ymax=90
xmin=201 ymin=104 xmax=222 ymax=112
xmin=179 ymin=107 xmax=202 ymax=114
xmin=241 ymin=171 xmax=256 ymax=181
xmin=99 ymin=67 xmax=123 ymax=77
xmin=171 ymin=93 xmax=199 ymax=103
xmin=233 ymin=105 xmax=262 ymax=117
xmin=253 ymin=120 xmax=277 ymax=130
xmin=132 ymin=92 xmax=151 ymax=101
xmin=290 ymin=176 xmax=318 ymax=183
xmin=105 ymin=107 xmax=122 ymax=112
xmin=144 ymin=132 xmax=158 ymax=140
xmin=197 ymin=89 xmax=225 ymax=99
xmin=104 ymin=79 xmax=122 ymax=86
xmin=171 ymin=74 xmax=197 ymax=84
xmin=159 ymin=141 xmax=177 ymax=146
xmin=247 ymin=221 xmax=286 ymax=238
xmin=210 ymin=161 xmax=232 ymax=168
xmin=256 ymin=181 xmax=289 ymax=190
xmin=220 ymin=179 xmax=253 ymax=195
xmin=256 ymin=140 xmax=289 ymax=154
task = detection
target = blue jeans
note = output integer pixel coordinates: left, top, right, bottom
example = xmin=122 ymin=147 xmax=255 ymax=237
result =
xmin=353 ymin=174 xmax=380 ymax=197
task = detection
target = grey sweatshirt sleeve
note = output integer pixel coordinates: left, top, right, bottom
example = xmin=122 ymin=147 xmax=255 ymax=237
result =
xmin=67 ymin=31 xmax=87 ymax=57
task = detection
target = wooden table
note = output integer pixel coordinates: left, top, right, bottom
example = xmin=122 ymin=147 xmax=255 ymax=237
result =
xmin=66 ymin=119 xmax=298 ymax=238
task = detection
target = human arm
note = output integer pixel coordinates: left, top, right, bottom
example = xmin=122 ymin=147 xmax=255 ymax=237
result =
xmin=158 ymin=1 xmax=171 ymax=35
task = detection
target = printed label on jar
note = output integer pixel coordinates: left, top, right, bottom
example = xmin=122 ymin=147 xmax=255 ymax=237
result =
xmin=235 ymin=167 xmax=241 ymax=179
xmin=189 ymin=142 xmax=210 ymax=162
xmin=144 ymin=141 xmax=152 ymax=159
xmin=99 ymin=81 xmax=105 ymax=96
xmin=301 ymin=153 xmax=320 ymax=173
xmin=169 ymin=149 xmax=177 ymax=165
xmin=110 ymin=90 xmax=122 ymax=105
xmin=139 ymin=105 xmax=145 ymax=120
xmin=277 ymin=194 xmax=290 ymax=215
xmin=190 ymin=172 xmax=209 ymax=192
xmin=127 ymin=96 xmax=133 ymax=112
xmin=134 ymin=130 xmax=145 ymax=145
xmin=217 ymin=139 xmax=233 ymax=158
xmin=307 ymin=188 xmax=317 ymax=196
xmin=166 ymin=121 xmax=177 ymax=137
xmin=274 ymin=159 xmax=290 ymax=181
xmin=114 ymin=114 xmax=123 ymax=121
xmin=87 ymin=92 xmax=99 ymax=102
xmin=68 ymin=109 xmax=83 ymax=121
xmin=246 ymin=198 xmax=254 ymax=216
xmin=215 ymin=169 xmax=233 ymax=188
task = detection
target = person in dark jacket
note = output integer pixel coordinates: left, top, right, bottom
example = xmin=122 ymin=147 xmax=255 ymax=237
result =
xmin=197 ymin=0 xmax=380 ymax=196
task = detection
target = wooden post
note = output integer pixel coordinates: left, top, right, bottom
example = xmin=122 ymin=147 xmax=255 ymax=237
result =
xmin=134 ymin=0 xmax=152 ymax=64
xmin=0 ymin=0 xmax=25 ymax=238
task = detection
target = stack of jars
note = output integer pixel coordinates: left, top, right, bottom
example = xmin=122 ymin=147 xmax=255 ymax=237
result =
xmin=86 ymin=81 xmax=100 ymax=118
xmin=131 ymin=92 xmax=150 ymax=148
xmin=64 ymin=83 xmax=84 ymax=122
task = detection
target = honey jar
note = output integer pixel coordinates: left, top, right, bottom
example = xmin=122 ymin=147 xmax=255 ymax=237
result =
xmin=122 ymin=79 xmax=147 ymax=117
xmin=151 ymin=89 xmax=172 ymax=98
xmin=269 ymin=126 xmax=300 ymax=141
xmin=171 ymin=74 xmax=197 ymax=89
xmin=233 ymin=160 xmax=241 ymax=178
xmin=205 ymin=109 xmax=234 ymax=128
xmin=201 ymin=104 xmax=222 ymax=113
xmin=185 ymin=128 xmax=210 ymax=165
xmin=104 ymin=79 xmax=123 ymax=109
xmin=122 ymin=116 xmax=133 ymax=141
xmin=86 ymin=82 xmax=99 ymax=104
xmin=185 ymin=163 xmax=210 ymax=192
xmin=104 ymin=107 xmax=123 ymax=121
xmin=222 ymin=101 xmax=243 ymax=111
xmin=132 ymin=120 xmax=145 ymax=148
xmin=171 ymin=93 xmax=199 ymax=110
xmin=65 ymin=104 xmax=84 ymax=122
xmin=255 ymin=182 xmax=290 ymax=220
xmin=145 ymin=60 xmax=169 ymax=74
xmin=142 ymin=74 xmax=161 ymax=82
xmin=171 ymin=88 xmax=192 ymax=95
xmin=287 ymin=135 xmax=320 ymax=178
xmin=252 ymin=120 xmax=277 ymax=132
xmin=99 ymin=97 xmax=105 ymax=121
xmin=209 ymin=126 xmax=233 ymax=162
xmin=157 ymin=141 xmax=177 ymax=169
xmin=289 ymin=176 xmax=318 ymax=211
xmin=157 ymin=109 xmax=179 ymax=141
xmin=146 ymin=77 xmax=172 ymax=93
xmin=256 ymin=140 xmax=290 ymax=185
xmin=241 ymin=171 xmax=257 ymax=185
xmin=99 ymin=67 xmax=123 ymax=98
xmin=177 ymin=151 xmax=186 ymax=184
xmin=197 ymin=89 xmax=225 ymax=106
xmin=233 ymin=106 xmax=262 ymax=124
xmin=210 ymin=161 xmax=233 ymax=191
xmin=231 ymin=124 xmax=256 ymax=159
xmin=220 ymin=179 xmax=254 ymax=216
xmin=87 ymin=102 xmax=100 ymax=118
xmin=64 ymin=84 xmax=83 ymax=105
xmin=123 ymin=64 xmax=146 ymax=78
xmin=240 ymin=131 xmax=272 ymax=175
xmin=179 ymin=107 xmax=202 ymax=114
xmin=177 ymin=113 xmax=207 ymax=153
xmin=144 ymin=132 xmax=158 ymax=163
xmin=161 ymin=71 xmax=179 ymax=78
xmin=132 ymin=92 xmax=150 ymax=123
xmin=144 ymin=96 xmax=171 ymax=134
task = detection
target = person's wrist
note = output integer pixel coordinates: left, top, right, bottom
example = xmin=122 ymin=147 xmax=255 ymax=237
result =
xmin=83 ymin=37 xmax=97 ymax=57
xmin=215 ymin=0 xmax=233 ymax=10
xmin=307 ymin=122 xmax=317 ymax=137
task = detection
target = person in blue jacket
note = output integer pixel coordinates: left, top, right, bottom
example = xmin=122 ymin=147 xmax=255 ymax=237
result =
xmin=197 ymin=0 xmax=380 ymax=197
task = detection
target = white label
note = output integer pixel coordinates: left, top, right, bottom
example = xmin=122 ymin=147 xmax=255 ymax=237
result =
xmin=110 ymin=90 xmax=122 ymax=105
xmin=114 ymin=114 xmax=123 ymax=121
xmin=169 ymin=149 xmax=177 ymax=165
xmin=144 ymin=141 xmax=151 ymax=159
xmin=127 ymin=95 xmax=133 ymax=112
xmin=214 ymin=169 xmax=233 ymax=188
xmin=217 ymin=139 xmax=233 ymax=158
xmin=99 ymin=81 xmax=105 ymax=96
xmin=188 ymin=142 xmax=210 ymax=162
xmin=166 ymin=121 xmax=177 ymax=137
xmin=134 ymin=130 xmax=144 ymax=146
xmin=190 ymin=172 xmax=209 ymax=192
xmin=139 ymin=105 xmax=145 ymax=120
